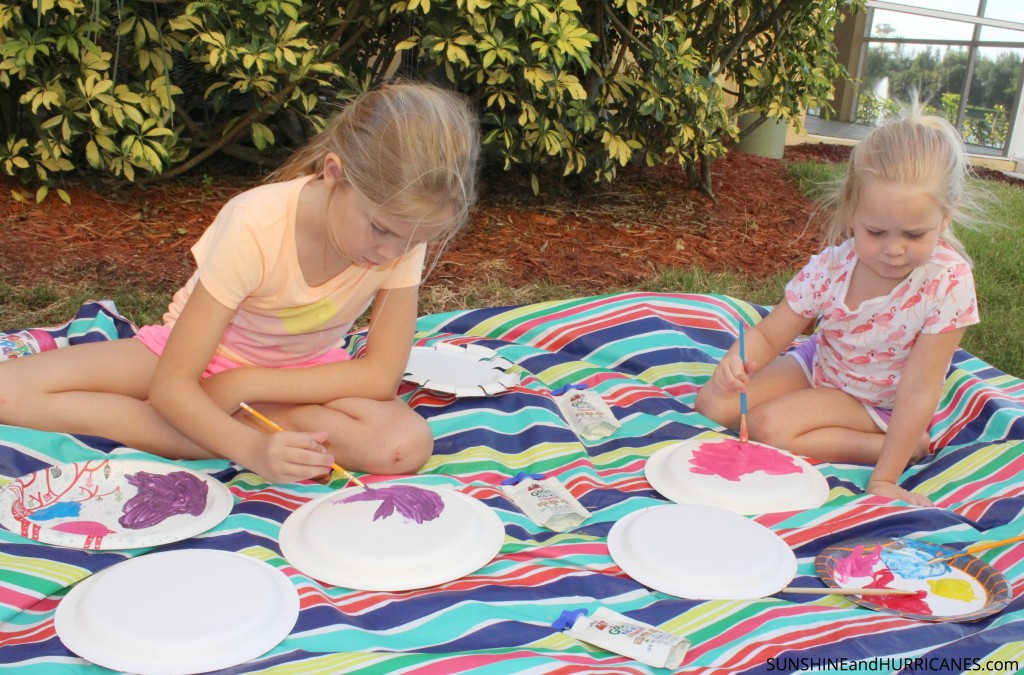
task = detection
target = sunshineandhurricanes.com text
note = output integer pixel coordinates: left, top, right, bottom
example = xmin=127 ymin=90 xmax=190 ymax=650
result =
xmin=765 ymin=656 xmax=1019 ymax=672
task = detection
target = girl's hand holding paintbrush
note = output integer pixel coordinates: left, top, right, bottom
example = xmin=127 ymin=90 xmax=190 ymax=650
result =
xmin=700 ymin=328 xmax=761 ymax=434
xmin=239 ymin=403 xmax=366 ymax=488
xmin=236 ymin=403 xmax=338 ymax=484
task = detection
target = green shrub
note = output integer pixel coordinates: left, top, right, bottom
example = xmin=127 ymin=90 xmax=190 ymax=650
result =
xmin=1 ymin=0 xmax=863 ymax=198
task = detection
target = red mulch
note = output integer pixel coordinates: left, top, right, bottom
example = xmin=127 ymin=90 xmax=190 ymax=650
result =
xmin=0 ymin=143 xmax=1017 ymax=298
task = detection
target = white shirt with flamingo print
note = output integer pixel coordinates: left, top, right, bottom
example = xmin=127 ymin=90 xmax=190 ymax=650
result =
xmin=784 ymin=240 xmax=978 ymax=408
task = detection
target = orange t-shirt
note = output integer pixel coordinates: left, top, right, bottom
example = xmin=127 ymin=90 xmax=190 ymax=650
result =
xmin=164 ymin=176 xmax=425 ymax=367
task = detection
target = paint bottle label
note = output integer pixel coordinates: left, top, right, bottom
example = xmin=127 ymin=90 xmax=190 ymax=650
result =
xmin=556 ymin=607 xmax=690 ymax=669
xmin=554 ymin=387 xmax=620 ymax=441
xmin=0 ymin=330 xmax=62 ymax=361
xmin=502 ymin=476 xmax=591 ymax=532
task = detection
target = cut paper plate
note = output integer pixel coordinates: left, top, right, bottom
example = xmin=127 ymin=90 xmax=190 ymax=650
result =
xmin=55 ymin=549 xmax=299 ymax=674
xmin=280 ymin=483 xmax=505 ymax=591
xmin=608 ymin=503 xmax=796 ymax=600
xmin=404 ymin=342 xmax=519 ymax=397
xmin=0 ymin=459 xmax=233 ymax=550
xmin=645 ymin=437 xmax=829 ymax=515
xmin=815 ymin=537 xmax=1012 ymax=622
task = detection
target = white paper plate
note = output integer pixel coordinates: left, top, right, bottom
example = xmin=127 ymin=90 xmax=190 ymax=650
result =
xmin=0 ymin=459 xmax=233 ymax=549
xmin=280 ymin=483 xmax=505 ymax=591
xmin=404 ymin=342 xmax=519 ymax=397
xmin=608 ymin=503 xmax=797 ymax=600
xmin=645 ymin=437 xmax=829 ymax=515
xmin=55 ymin=549 xmax=299 ymax=674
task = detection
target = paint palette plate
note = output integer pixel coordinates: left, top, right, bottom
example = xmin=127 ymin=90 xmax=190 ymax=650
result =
xmin=280 ymin=483 xmax=505 ymax=591
xmin=55 ymin=549 xmax=299 ymax=674
xmin=815 ymin=537 xmax=1012 ymax=622
xmin=0 ymin=459 xmax=233 ymax=550
xmin=645 ymin=437 xmax=829 ymax=515
xmin=404 ymin=342 xmax=519 ymax=397
xmin=608 ymin=503 xmax=797 ymax=600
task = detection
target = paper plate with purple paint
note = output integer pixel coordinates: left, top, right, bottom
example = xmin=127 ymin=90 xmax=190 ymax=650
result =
xmin=280 ymin=483 xmax=505 ymax=591
xmin=645 ymin=437 xmax=830 ymax=515
xmin=608 ymin=503 xmax=797 ymax=600
xmin=55 ymin=549 xmax=298 ymax=674
xmin=0 ymin=459 xmax=233 ymax=550
xmin=404 ymin=342 xmax=519 ymax=397
xmin=815 ymin=537 xmax=1011 ymax=622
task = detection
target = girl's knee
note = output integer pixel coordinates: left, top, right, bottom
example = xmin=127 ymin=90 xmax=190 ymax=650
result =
xmin=334 ymin=401 xmax=433 ymax=474
xmin=363 ymin=415 xmax=433 ymax=475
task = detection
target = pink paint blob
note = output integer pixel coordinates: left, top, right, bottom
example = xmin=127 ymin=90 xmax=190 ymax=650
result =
xmin=50 ymin=520 xmax=116 ymax=536
xmin=335 ymin=485 xmax=445 ymax=524
xmin=118 ymin=471 xmax=210 ymax=529
xmin=834 ymin=544 xmax=882 ymax=584
xmin=689 ymin=439 xmax=803 ymax=482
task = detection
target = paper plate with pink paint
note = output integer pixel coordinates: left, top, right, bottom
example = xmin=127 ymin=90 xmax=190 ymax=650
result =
xmin=815 ymin=537 xmax=1011 ymax=622
xmin=280 ymin=483 xmax=505 ymax=591
xmin=645 ymin=437 xmax=830 ymax=515
xmin=55 ymin=549 xmax=299 ymax=674
xmin=404 ymin=342 xmax=519 ymax=397
xmin=608 ymin=503 xmax=797 ymax=600
xmin=0 ymin=459 xmax=233 ymax=550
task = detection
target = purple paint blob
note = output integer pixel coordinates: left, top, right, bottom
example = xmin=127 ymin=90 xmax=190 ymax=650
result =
xmin=118 ymin=471 xmax=210 ymax=530
xmin=334 ymin=485 xmax=445 ymax=524
xmin=689 ymin=438 xmax=803 ymax=482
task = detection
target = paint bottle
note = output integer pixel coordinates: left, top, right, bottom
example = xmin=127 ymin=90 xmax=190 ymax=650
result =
xmin=501 ymin=475 xmax=591 ymax=531
xmin=0 ymin=329 xmax=65 ymax=361
xmin=553 ymin=384 xmax=620 ymax=441
xmin=553 ymin=607 xmax=690 ymax=669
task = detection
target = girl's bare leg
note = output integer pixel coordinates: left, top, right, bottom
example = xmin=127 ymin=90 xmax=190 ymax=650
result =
xmin=0 ymin=339 xmax=208 ymax=458
xmin=746 ymin=386 xmax=886 ymax=462
xmin=248 ymin=397 xmax=433 ymax=475
xmin=694 ymin=354 xmax=811 ymax=429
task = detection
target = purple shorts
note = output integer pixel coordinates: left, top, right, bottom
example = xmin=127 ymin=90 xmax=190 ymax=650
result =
xmin=786 ymin=335 xmax=893 ymax=432
xmin=135 ymin=324 xmax=351 ymax=379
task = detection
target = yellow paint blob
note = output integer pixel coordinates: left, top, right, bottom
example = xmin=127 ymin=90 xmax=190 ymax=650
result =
xmin=927 ymin=578 xmax=977 ymax=602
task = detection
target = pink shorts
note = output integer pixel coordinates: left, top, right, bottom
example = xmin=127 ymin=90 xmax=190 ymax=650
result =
xmin=786 ymin=335 xmax=893 ymax=432
xmin=135 ymin=324 xmax=351 ymax=378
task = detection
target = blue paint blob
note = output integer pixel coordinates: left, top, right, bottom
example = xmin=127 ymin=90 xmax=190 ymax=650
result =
xmin=29 ymin=501 xmax=81 ymax=521
xmin=881 ymin=538 xmax=949 ymax=580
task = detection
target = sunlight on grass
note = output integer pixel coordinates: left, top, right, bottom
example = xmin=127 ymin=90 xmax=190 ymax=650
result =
xmin=956 ymin=181 xmax=1024 ymax=377
xmin=784 ymin=160 xmax=844 ymax=199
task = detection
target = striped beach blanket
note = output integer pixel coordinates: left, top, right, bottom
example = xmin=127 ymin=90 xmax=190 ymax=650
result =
xmin=1 ymin=293 xmax=1022 ymax=674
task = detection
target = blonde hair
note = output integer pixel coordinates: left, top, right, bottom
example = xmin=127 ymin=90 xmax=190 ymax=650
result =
xmin=270 ymin=81 xmax=480 ymax=240
xmin=819 ymin=108 xmax=979 ymax=263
